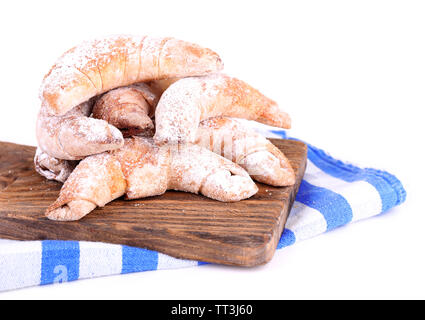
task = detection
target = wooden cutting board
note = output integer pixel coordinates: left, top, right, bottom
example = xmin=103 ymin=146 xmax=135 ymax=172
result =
xmin=0 ymin=139 xmax=307 ymax=267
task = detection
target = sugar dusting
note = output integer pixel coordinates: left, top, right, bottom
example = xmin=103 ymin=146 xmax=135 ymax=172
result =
xmin=154 ymin=73 xmax=285 ymax=144
xmin=39 ymin=35 xmax=223 ymax=115
xmin=37 ymin=35 xmax=298 ymax=219
xmin=37 ymin=99 xmax=124 ymax=160
xmin=167 ymin=142 xmax=256 ymax=201
xmin=34 ymin=147 xmax=77 ymax=182
xmin=197 ymin=116 xmax=295 ymax=186
xmin=154 ymin=74 xmax=225 ymax=143
xmin=40 ymin=35 xmax=144 ymax=100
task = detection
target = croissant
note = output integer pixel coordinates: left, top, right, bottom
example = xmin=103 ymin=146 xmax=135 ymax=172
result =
xmin=46 ymin=137 xmax=258 ymax=221
xmin=37 ymin=35 xmax=222 ymax=160
xmin=196 ymin=117 xmax=296 ymax=186
xmin=36 ymin=100 xmax=124 ymax=160
xmin=89 ymin=83 xmax=295 ymax=186
xmin=40 ymin=35 xmax=223 ymax=116
xmin=34 ymin=148 xmax=78 ymax=183
xmin=154 ymin=74 xmax=291 ymax=144
xmin=92 ymin=82 xmax=159 ymax=137
xmin=35 ymin=82 xmax=157 ymax=180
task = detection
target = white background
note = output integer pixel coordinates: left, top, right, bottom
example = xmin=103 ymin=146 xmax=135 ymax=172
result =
xmin=0 ymin=0 xmax=424 ymax=299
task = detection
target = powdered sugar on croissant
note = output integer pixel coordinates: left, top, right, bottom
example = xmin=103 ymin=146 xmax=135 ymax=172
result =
xmin=46 ymin=152 xmax=126 ymax=221
xmin=35 ymin=35 xmax=296 ymax=221
xmin=89 ymin=81 xmax=295 ymax=186
xmin=46 ymin=137 xmax=258 ymax=221
xmin=92 ymin=83 xmax=159 ymax=137
xmin=34 ymin=148 xmax=78 ymax=183
xmin=36 ymin=100 xmax=124 ymax=160
xmin=196 ymin=117 xmax=296 ymax=186
xmin=154 ymin=74 xmax=291 ymax=144
xmin=37 ymin=35 xmax=223 ymax=161
xmin=40 ymin=35 xmax=223 ymax=116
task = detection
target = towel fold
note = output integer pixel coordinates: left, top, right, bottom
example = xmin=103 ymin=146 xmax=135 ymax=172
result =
xmin=0 ymin=130 xmax=406 ymax=292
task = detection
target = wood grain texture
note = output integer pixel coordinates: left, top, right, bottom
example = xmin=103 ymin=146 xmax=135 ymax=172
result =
xmin=0 ymin=139 xmax=307 ymax=266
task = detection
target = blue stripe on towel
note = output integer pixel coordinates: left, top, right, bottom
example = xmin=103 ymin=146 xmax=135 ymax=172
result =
xmin=0 ymin=128 xmax=407 ymax=292
xmin=296 ymin=180 xmax=353 ymax=231
xmin=40 ymin=240 xmax=80 ymax=285
xmin=306 ymin=144 xmax=406 ymax=212
xmin=270 ymin=130 xmax=287 ymax=139
xmin=363 ymin=167 xmax=407 ymax=211
xmin=277 ymin=228 xmax=296 ymax=249
xmin=121 ymin=246 xmax=158 ymax=273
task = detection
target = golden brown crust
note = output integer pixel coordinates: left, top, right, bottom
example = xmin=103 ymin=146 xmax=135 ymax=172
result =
xmin=34 ymin=147 xmax=78 ymax=183
xmin=46 ymin=153 xmax=127 ymax=221
xmin=46 ymin=137 xmax=258 ymax=221
xmin=40 ymin=35 xmax=223 ymax=116
xmin=154 ymin=74 xmax=291 ymax=144
xmin=84 ymin=83 xmax=294 ymax=186
xmin=92 ymin=83 xmax=159 ymax=136
xmin=196 ymin=117 xmax=295 ymax=186
xmin=36 ymin=101 xmax=124 ymax=160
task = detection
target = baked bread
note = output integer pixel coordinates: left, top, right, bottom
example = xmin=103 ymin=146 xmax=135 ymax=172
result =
xmin=34 ymin=148 xmax=78 ymax=183
xmin=34 ymin=35 xmax=292 ymax=220
xmin=92 ymin=82 xmax=159 ymax=137
xmin=37 ymin=35 xmax=222 ymax=160
xmin=196 ymin=117 xmax=295 ymax=186
xmin=46 ymin=137 xmax=258 ymax=221
xmin=40 ymin=35 xmax=223 ymax=116
xmin=36 ymin=100 xmax=124 ymax=160
xmin=154 ymin=74 xmax=291 ymax=144
xmin=87 ymin=82 xmax=295 ymax=186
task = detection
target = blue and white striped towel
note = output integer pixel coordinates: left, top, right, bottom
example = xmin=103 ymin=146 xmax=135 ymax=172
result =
xmin=0 ymin=130 xmax=406 ymax=292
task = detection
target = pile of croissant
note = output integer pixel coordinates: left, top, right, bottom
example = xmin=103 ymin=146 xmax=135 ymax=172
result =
xmin=34 ymin=35 xmax=294 ymax=221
